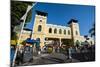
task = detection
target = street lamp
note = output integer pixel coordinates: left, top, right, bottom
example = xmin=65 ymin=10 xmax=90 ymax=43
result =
xmin=12 ymin=2 xmax=37 ymax=67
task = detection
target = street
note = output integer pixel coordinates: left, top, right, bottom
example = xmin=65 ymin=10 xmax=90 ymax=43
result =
xmin=15 ymin=52 xmax=80 ymax=66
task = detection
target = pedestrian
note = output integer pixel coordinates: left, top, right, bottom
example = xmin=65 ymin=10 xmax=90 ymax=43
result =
xmin=10 ymin=45 xmax=16 ymax=66
xmin=57 ymin=46 xmax=60 ymax=53
xmin=22 ymin=42 xmax=33 ymax=63
xmin=53 ymin=46 xmax=55 ymax=53
xmin=19 ymin=45 xmax=24 ymax=64
xmin=42 ymin=45 xmax=47 ymax=53
xmin=68 ymin=46 xmax=72 ymax=59
xmin=15 ymin=46 xmax=22 ymax=65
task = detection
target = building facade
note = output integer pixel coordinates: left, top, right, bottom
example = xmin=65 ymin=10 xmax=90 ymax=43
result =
xmin=20 ymin=10 xmax=94 ymax=48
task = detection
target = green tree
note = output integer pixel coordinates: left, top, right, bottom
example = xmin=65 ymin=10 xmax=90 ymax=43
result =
xmin=11 ymin=1 xmax=33 ymax=41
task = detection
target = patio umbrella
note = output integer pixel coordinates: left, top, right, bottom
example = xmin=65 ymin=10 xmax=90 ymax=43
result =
xmin=25 ymin=38 xmax=35 ymax=44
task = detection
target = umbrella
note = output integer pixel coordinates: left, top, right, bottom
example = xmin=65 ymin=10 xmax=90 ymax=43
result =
xmin=25 ymin=38 xmax=35 ymax=44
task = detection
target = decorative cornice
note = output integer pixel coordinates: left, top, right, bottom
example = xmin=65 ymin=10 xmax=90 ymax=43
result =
xmin=46 ymin=24 xmax=70 ymax=29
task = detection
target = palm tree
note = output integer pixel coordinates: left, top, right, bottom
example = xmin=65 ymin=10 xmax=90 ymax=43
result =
xmin=89 ymin=23 xmax=95 ymax=37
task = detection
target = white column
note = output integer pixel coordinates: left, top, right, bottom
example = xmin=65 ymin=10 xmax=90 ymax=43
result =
xmin=60 ymin=38 xmax=62 ymax=47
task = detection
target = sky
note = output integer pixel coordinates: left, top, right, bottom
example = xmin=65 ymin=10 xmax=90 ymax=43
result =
xmin=25 ymin=2 xmax=95 ymax=36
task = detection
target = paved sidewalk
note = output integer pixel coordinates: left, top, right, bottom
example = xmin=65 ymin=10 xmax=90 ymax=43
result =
xmin=18 ymin=53 xmax=80 ymax=66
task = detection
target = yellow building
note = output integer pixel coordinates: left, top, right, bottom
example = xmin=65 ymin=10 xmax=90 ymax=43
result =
xmin=20 ymin=10 xmax=94 ymax=48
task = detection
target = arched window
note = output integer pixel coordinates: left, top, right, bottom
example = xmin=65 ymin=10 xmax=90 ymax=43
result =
xmin=68 ymin=30 xmax=70 ymax=35
xmin=49 ymin=28 xmax=52 ymax=33
xmin=76 ymin=31 xmax=78 ymax=35
xmin=40 ymin=20 xmax=42 ymax=22
xmin=64 ymin=30 xmax=66 ymax=35
xmin=38 ymin=25 xmax=42 ymax=32
xmin=59 ymin=29 xmax=62 ymax=34
xmin=54 ymin=28 xmax=57 ymax=34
